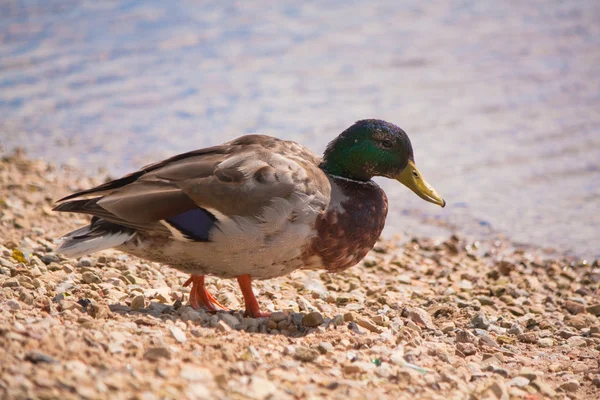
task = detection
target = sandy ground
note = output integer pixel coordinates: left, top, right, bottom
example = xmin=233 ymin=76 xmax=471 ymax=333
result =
xmin=0 ymin=151 xmax=599 ymax=400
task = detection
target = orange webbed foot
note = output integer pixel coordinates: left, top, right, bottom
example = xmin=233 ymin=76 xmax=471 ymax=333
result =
xmin=184 ymin=275 xmax=229 ymax=312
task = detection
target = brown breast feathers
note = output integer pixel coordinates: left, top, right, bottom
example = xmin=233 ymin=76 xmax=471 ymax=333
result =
xmin=304 ymin=176 xmax=388 ymax=273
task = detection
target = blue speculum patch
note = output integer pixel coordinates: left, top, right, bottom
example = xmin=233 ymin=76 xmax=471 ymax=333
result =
xmin=166 ymin=208 xmax=217 ymax=241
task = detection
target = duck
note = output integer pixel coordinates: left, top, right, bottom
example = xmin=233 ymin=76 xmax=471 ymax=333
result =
xmin=54 ymin=119 xmax=445 ymax=318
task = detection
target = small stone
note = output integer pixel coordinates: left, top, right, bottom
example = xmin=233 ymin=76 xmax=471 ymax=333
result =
xmin=294 ymin=347 xmax=319 ymax=362
xmin=564 ymin=300 xmax=585 ymax=315
xmin=586 ymin=304 xmax=600 ymax=316
xmin=508 ymin=324 xmax=523 ymax=335
xmin=537 ymin=338 xmax=553 ymax=347
xmin=486 ymin=381 xmax=508 ymax=399
xmin=441 ymin=321 xmax=455 ymax=333
xmin=531 ymin=378 xmax=556 ymax=397
xmin=219 ymin=313 xmax=240 ymax=328
xmin=477 ymin=295 xmax=495 ymax=306
xmin=571 ymin=362 xmax=588 ymax=374
xmin=180 ymin=365 xmax=212 ymax=382
xmin=517 ymin=367 xmax=540 ymax=381
xmin=557 ymin=329 xmax=576 ymax=339
xmin=592 ymin=377 xmax=600 ymax=388
xmin=343 ymin=364 xmax=363 ymax=374
xmin=77 ymin=257 xmax=97 ymax=268
xmin=343 ymin=362 xmax=374 ymax=375
xmin=566 ymin=336 xmax=587 ymax=347
xmin=169 ymin=326 xmax=187 ymax=343
xmin=456 ymin=342 xmax=477 ymax=356
xmin=249 ymin=376 xmax=277 ymax=399
xmin=407 ymin=307 xmax=435 ymax=330
xmin=40 ymin=254 xmax=60 ymax=265
xmin=517 ymin=332 xmax=537 ymax=344
xmin=131 ymin=295 xmax=145 ymax=310
xmin=567 ymin=314 xmax=594 ymax=330
xmin=558 ymin=380 xmax=579 ymax=393
xmin=25 ymin=351 xmax=57 ymax=364
xmin=317 ymin=342 xmax=334 ymax=354
xmin=357 ymin=318 xmax=382 ymax=333
xmin=81 ymin=271 xmax=101 ymax=284
xmin=343 ymin=312 xmax=356 ymax=322
xmin=216 ymin=320 xmax=232 ymax=332
xmin=2 ymin=278 xmax=20 ymax=288
xmin=390 ymin=348 xmax=405 ymax=365
xmin=6 ymin=299 xmax=21 ymax=311
xmin=144 ymin=347 xmax=171 ymax=361
xmin=269 ymin=311 xmax=287 ymax=323
xmin=508 ymin=376 xmax=530 ymax=388
xmin=302 ymin=311 xmax=324 ymax=327
xmin=471 ymin=312 xmax=490 ymax=330
xmin=484 ymin=365 xmax=509 ymax=378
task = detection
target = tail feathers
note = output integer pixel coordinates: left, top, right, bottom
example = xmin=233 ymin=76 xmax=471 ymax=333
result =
xmin=55 ymin=218 xmax=136 ymax=258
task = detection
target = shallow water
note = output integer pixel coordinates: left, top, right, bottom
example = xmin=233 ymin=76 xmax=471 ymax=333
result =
xmin=1 ymin=0 xmax=599 ymax=259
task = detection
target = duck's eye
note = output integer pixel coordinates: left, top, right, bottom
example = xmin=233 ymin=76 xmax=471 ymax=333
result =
xmin=412 ymin=170 xmax=419 ymax=178
xmin=381 ymin=139 xmax=394 ymax=148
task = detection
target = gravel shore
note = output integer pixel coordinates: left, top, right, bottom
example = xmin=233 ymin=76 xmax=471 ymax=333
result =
xmin=1 ymin=151 xmax=599 ymax=400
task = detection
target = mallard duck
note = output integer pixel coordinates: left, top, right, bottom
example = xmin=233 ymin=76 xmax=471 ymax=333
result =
xmin=54 ymin=119 xmax=444 ymax=317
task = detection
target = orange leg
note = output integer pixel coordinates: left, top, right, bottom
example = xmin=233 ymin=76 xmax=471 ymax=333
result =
xmin=237 ymin=274 xmax=270 ymax=318
xmin=183 ymin=275 xmax=228 ymax=312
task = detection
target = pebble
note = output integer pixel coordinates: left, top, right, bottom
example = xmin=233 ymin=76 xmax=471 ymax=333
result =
xmin=343 ymin=362 xmax=374 ymax=375
xmin=407 ymin=307 xmax=435 ymax=330
xmin=564 ymin=300 xmax=586 ymax=315
xmin=486 ymin=381 xmax=508 ymax=400
xmin=517 ymin=332 xmax=537 ymax=344
xmin=25 ymin=351 xmax=57 ymax=364
xmin=81 ymin=271 xmax=101 ymax=284
xmin=216 ymin=320 xmax=232 ymax=332
xmin=249 ymin=377 xmax=277 ymax=399
xmin=558 ymin=380 xmax=579 ymax=392
xmin=508 ymin=323 xmax=523 ymax=335
xmin=471 ymin=312 xmax=490 ymax=329
xmin=130 ymin=295 xmax=145 ymax=310
xmin=508 ymin=376 xmax=530 ymax=387
xmin=537 ymin=338 xmax=553 ymax=347
xmin=357 ymin=318 xmax=382 ymax=333
xmin=2 ymin=278 xmax=20 ymax=288
xmin=456 ymin=342 xmax=477 ymax=356
xmin=6 ymin=299 xmax=21 ymax=311
xmin=517 ymin=367 xmax=540 ymax=381
xmin=144 ymin=347 xmax=171 ymax=361
xmin=169 ymin=326 xmax=187 ymax=343
xmin=317 ymin=342 xmax=334 ymax=354
xmin=40 ymin=254 xmax=60 ymax=265
xmin=586 ymin=304 xmax=600 ymax=316
xmin=180 ymin=365 xmax=212 ymax=382
xmin=269 ymin=311 xmax=287 ymax=323
xmin=302 ymin=311 xmax=324 ymax=327
xmin=219 ymin=313 xmax=240 ymax=328
xmin=566 ymin=336 xmax=587 ymax=347
xmin=294 ymin=347 xmax=319 ymax=362
xmin=77 ymin=257 xmax=97 ymax=268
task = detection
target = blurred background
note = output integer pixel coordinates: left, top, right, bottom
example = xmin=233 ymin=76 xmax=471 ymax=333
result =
xmin=0 ymin=0 xmax=598 ymax=258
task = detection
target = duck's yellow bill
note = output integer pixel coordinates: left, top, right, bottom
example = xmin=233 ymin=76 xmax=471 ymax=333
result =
xmin=395 ymin=160 xmax=446 ymax=207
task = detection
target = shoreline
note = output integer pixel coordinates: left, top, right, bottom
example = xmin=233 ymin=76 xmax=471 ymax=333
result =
xmin=1 ymin=151 xmax=599 ymax=399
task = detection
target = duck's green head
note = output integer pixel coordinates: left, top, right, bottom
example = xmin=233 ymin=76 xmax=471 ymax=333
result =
xmin=320 ymin=119 xmax=445 ymax=207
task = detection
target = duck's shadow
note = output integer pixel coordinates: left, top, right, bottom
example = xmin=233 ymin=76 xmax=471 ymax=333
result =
xmin=106 ymin=301 xmax=336 ymax=338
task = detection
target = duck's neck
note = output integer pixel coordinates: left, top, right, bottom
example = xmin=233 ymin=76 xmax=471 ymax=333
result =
xmin=319 ymin=145 xmax=375 ymax=182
